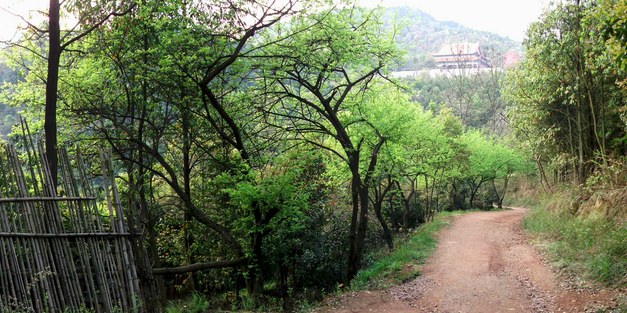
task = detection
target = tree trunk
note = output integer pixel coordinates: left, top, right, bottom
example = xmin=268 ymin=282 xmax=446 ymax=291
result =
xmin=424 ymin=174 xmax=431 ymax=223
xmin=394 ymin=179 xmax=416 ymax=228
xmin=405 ymin=180 xmax=416 ymax=228
xmin=535 ymin=156 xmax=552 ymax=192
xmin=373 ymin=201 xmax=393 ymax=251
xmin=346 ymin=135 xmax=384 ymax=283
xmin=181 ymin=106 xmax=197 ymax=291
xmin=139 ymin=31 xmax=166 ymax=310
xmin=468 ymin=178 xmax=485 ymax=209
xmin=500 ymin=176 xmax=509 ymax=209
xmin=347 ymin=165 xmax=372 ymax=284
xmin=493 ymin=173 xmax=511 ymax=209
xmin=373 ymin=177 xmax=394 ymax=251
xmin=246 ymin=201 xmax=267 ymax=306
xmin=577 ymin=106 xmax=585 ymax=184
xmin=131 ymin=168 xmax=165 ymax=312
xmin=469 ymin=188 xmax=476 ymax=209
xmin=353 ymin=184 xmax=370 ymax=273
xmin=346 ymin=156 xmax=361 ymax=283
xmin=45 ymin=0 xmax=61 ymax=190
xmin=279 ymin=263 xmax=288 ymax=312
xmin=138 ymin=176 xmax=166 ymax=311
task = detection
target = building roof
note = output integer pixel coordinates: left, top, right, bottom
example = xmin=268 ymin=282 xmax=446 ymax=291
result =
xmin=433 ymin=43 xmax=483 ymax=57
xmin=435 ymin=55 xmax=485 ymax=63
xmin=432 ymin=42 xmax=492 ymax=68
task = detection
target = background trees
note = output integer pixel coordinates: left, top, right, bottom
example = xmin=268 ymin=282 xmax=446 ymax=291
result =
xmin=1 ymin=0 xmax=536 ymax=310
xmin=504 ymin=0 xmax=625 ymax=187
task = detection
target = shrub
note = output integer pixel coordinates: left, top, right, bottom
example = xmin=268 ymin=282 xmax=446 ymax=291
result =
xmin=524 ymin=194 xmax=626 ymax=286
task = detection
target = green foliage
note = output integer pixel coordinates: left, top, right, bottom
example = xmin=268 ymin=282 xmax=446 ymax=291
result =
xmin=0 ymin=61 xmax=20 ymax=139
xmin=594 ymin=0 xmax=627 ymax=83
xmin=225 ymin=165 xmax=309 ymax=240
xmin=504 ymin=0 xmax=626 ymax=185
xmin=462 ymin=131 xmax=531 ymax=180
xmin=524 ymin=205 xmax=626 ymax=286
xmin=350 ymin=211 xmax=466 ymax=289
xmin=166 ymin=292 xmax=210 ymax=313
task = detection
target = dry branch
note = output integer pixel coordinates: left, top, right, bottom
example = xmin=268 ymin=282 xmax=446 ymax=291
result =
xmin=153 ymin=257 xmax=248 ymax=275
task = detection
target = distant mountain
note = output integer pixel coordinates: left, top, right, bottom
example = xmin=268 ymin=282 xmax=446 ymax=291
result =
xmin=381 ymin=7 xmax=521 ymax=70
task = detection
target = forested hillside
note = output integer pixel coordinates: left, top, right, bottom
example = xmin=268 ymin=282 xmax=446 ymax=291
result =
xmin=0 ymin=0 xmax=623 ymax=312
xmin=381 ymin=7 xmax=520 ymax=136
xmin=384 ymin=7 xmax=521 ymax=70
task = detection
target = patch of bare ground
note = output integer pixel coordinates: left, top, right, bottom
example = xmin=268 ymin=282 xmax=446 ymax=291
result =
xmin=312 ymin=208 xmax=624 ymax=313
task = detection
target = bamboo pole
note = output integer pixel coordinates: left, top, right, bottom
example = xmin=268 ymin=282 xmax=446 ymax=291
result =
xmin=0 ymin=232 xmax=134 ymax=238
xmin=0 ymin=139 xmax=142 ymax=312
xmin=60 ymin=147 xmax=107 ymax=313
xmin=101 ymin=149 xmax=141 ymax=310
xmin=71 ymin=154 xmax=101 ymax=310
xmin=0 ymin=197 xmax=97 ymax=203
xmin=8 ymin=146 xmax=51 ymax=312
xmin=99 ymin=152 xmax=127 ymax=311
xmin=36 ymin=141 xmax=77 ymax=310
xmin=0 ymin=161 xmax=29 ymax=309
xmin=62 ymin=146 xmax=113 ymax=310
xmin=0 ymin=154 xmax=23 ymax=307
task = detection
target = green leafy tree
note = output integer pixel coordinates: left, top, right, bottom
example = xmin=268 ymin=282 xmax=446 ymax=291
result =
xmin=258 ymin=6 xmax=401 ymax=282
xmin=594 ymin=0 xmax=627 ymax=88
xmin=505 ymin=0 xmax=625 ymax=186
xmin=461 ymin=130 xmax=496 ymax=209
xmin=461 ymin=131 xmax=530 ymax=209
xmin=11 ymin=0 xmax=307 ymax=306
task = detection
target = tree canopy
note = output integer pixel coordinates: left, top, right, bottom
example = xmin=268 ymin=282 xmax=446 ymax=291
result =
xmin=6 ymin=0 xmax=622 ymax=312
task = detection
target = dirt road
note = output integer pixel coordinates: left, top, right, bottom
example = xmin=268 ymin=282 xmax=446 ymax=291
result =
xmin=314 ymin=208 xmax=622 ymax=313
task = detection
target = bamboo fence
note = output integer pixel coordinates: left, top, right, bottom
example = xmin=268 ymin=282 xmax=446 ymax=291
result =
xmin=0 ymin=139 xmax=140 ymax=312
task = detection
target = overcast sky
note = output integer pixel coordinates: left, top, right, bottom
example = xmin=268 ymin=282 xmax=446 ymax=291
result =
xmin=359 ymin=0 xmax=548 ymax=42
xmin=0 ymin=0 xmax=42 ymax=42
xmin=0 ymin=0 xmax=549 ymax=43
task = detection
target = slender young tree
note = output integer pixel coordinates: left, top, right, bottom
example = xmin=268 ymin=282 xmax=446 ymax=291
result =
xmin=28 ymin=0 xmax=135 ymax=189
xmin=45 ymin=0 xmax=60 ymax=188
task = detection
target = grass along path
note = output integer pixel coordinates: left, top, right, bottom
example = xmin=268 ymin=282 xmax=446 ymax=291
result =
xmin=313 ymin=208 xmax=624 ymax=313
xmin=350 ymin=211 xmax=459 ymax=290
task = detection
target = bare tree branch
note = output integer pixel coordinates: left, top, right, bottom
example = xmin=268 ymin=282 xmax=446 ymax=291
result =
xmin=153 ymin=257 xmax=247 ymax=275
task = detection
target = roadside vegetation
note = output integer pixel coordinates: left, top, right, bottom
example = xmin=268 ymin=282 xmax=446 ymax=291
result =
xmin=524 ymin=204 xmax=625 ymax=286
xmin=508 ymin=175 xmax=627 ymax=288
xmin=502 ymin=0 xmax=627 ymax=290
xmin=350 ymin=211 xmax=458 ymax=290
xmin=0 ymin=0 xmax=624 ymax=311
xmin=162 ymin=210 xmax=481 ymax=312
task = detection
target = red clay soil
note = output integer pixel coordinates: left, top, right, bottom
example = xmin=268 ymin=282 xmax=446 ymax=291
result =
xmin=313 ymin=208 xmax=624 ymax=313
